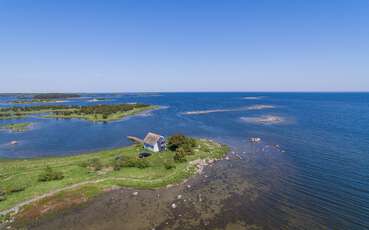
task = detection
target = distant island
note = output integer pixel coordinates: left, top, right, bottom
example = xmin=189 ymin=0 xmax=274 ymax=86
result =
xmin=0 ymin=104 xmax=158 ymax=122
xmin=0 ymin=135 xmax=229 ymax=224
xmin=10 ymin=99 xmax=67 ymax=104
xmin=0 ymin=123 xmax=33 ymax=132
xmin=32 ymin=93 xmax=80 ymax=100
xmin=7 ymin=93 xmax=81 ymax=105
xmin=46 ymin=104 xmax=158 ymax=122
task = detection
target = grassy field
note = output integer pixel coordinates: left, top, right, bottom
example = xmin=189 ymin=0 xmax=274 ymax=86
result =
xmin=0 ymin=139 xmax=229 ymax=214
xmin=0 ymin=123 xmax=33 ymax=132
xmin=45 ymin=105 xmax=159 ymax=122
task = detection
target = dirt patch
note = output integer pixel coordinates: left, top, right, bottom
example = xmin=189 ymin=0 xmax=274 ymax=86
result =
xmin=12 ymin=186 xmax=100 ymax=228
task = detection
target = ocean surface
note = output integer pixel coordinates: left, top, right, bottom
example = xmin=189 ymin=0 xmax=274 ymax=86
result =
xmin=1 ymin=93 xmax=369 ymax=229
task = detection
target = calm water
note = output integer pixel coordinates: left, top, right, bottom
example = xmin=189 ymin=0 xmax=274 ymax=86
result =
xmin=1 ymin=93 xmax=369 ymax=229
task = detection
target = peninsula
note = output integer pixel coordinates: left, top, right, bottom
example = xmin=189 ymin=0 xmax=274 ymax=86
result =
xmin=0 ymin=136 xmax=229 ymax=224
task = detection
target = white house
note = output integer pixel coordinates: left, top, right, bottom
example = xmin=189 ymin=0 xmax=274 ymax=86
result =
xmin=143 ymin=132 xmax=166 ymax=152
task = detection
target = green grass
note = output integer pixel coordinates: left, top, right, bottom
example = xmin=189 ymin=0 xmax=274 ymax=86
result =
xmin=0 ymin=123 xmax=33 ymax=132
xmin=45 ymin=105 xmax=159 ymax=122
xmin=0 ymin=139 xmax=229 ymax=213
xmin=0 ymin=104 xmax=157 ymax=121
xmin=0 ymin=108 xmax=77 ymax=120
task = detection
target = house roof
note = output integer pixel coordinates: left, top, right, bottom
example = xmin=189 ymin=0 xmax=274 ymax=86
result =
xmin=144 ymin=132 xmax=162 ymax=145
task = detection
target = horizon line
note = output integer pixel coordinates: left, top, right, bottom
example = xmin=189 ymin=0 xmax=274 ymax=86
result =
xmin=1 ymin=91 xmax=369 ymax=94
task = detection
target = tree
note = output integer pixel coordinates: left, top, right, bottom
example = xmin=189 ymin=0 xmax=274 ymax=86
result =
xmin=167 ymin=134 xmax=188 ymax=151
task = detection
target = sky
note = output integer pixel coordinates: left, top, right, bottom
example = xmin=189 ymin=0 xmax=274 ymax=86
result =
xmin=0 ymin=0 xmax=369 ymax=93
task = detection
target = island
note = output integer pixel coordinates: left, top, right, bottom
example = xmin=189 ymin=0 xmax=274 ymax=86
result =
xmin=8 ymin=93 xmax=80 ymax=105
xmin=0 ymin=105 xmax=77 ymax=120
xmin=46 ymin=103 xmax=158 ymax=122
xmin=0 ymin=123 xmax=33 ymax=132
xmin=32 ymin=93 xmax=80 ymax=100
xmin=0 ymin=135 xmax=229 ymax=225
xmin=0 ymin=104 xmax=157 ymax=121
xmin=10 ymin=99 xmax=67 ymax=104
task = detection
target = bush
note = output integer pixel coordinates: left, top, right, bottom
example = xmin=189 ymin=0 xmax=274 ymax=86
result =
xmin=80 ymin=158 xmax=103 ymax=171
xmin=163 ymin=160 xmax=176 ymax=170
xmin=167 ymin=134 xmax=197 ymax=152
xmin=167 ymin=134 xmax=187 ymax=151
xmin=125 ymin=158 xmax=149 ymax=169
xmin=174 ymin=148 xmax=187 ymax=163
xmin=38 ymin=166 xmax=64 ymax=182
xmin=112 ymin=155 xmax=125 ymax=171
xmin=112 ymin=156 xmax=149 ymax=170
xmin=0 ymin=189 xmax=6 ymax=202
xmin=7 ymin=185 xmax=26 ymax=193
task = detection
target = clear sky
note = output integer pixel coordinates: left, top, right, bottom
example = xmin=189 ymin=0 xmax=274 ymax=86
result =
xmin=1 ymin=0 xmax=369 ymax=92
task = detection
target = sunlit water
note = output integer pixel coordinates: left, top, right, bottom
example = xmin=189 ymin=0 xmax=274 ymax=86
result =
xmin=1 ymin=93 xmax=369 ymax=229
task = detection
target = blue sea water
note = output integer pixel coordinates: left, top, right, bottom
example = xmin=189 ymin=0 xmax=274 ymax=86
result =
xmin=1 ymin=93 xmax=369 ymax=229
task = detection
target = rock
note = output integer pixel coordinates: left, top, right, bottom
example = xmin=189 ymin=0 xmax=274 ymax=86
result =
xmin=208 ymin=159 xmax=214 ymax=164
xmin=198 ymin=194 xmax=202 ymax=202
xmin=186 ymin=184 xmax=191 ymax=189
xmin=132 ymin=192 xmax=138 ymax=196
xmin=177 ymin=195 xmax=182 ymax=199
xmin=225 ymin=156 xmax=230 ymax=160
xmin=171 ymin=203 xmax=177 ymax=209
xmin=249 ymin=137 xmax=261 ymax=143
xmin=10 ymin=141 xmax=18 ymax=145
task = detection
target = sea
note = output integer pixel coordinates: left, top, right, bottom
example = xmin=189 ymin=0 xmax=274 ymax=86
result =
xmin=1 ymin=93 xmax=369 ymax=229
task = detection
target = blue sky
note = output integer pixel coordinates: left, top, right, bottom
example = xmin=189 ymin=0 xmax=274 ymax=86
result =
xmin=1 ymin=0 xmax=369 ymax=92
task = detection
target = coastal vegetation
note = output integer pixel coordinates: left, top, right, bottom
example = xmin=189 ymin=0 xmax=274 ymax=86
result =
xmin=32 ymin=93 xmax=80 ymax=100
xmin=6 ymin=93 xmax=80 ymax=104
xmin=47 ymin=103 xmax=158 ymax=122
xmin=0 ymin=104 xmax=157 ymax=122
xmin=0 ymin=137 xmax=229 ymax=221
xmin=10 ymin=99 xmax=65 ymax=104
xmin=0 ymin=105 xmax=77 ymax=119
xmin=0 ymin=123 xmax=33 ymax=132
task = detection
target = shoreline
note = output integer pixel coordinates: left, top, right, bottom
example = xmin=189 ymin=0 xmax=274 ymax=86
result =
xmin=0 ymin=139 xmax=229 ymax=226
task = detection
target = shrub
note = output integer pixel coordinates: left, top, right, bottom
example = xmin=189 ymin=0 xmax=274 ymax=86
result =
xmin=0 ymin=189 xmax=6 ymax=202
xmin=7 ymin=185 xmax=26 ymax=193
xmin=112 ymin=156 xmax=149 ymax=170
xmin=167 ymin=134 xmax=187 ymax=151
xmin=38 ymin=166 xmax=64 ymax=182
xmin=174 ymin=148 xmax=187 ymax=163
xmin=167 ymin=134 xmax=197 ymax=152
xmin=163 ymin=160 xmax=176 ymax=170
xmin=112 ymin=155 xmax=125 ymax=171
xmin=80 ymin=158 xmax=103 ymax=171
xmin=125 ymin=158 xmax=149 ymax=169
